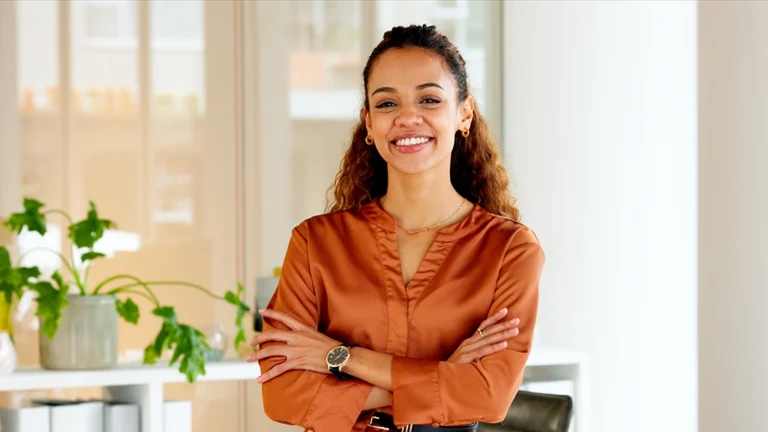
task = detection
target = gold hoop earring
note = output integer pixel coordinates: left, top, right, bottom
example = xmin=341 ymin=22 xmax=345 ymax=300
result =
xmin=365 ymin=135 xmax=374 ymax=145
xmin=461 ymin=129 xmax=469 ymax=138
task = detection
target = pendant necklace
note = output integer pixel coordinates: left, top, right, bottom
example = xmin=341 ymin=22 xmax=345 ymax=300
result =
xmin=397 ymin=198 xmax=467 ymax=235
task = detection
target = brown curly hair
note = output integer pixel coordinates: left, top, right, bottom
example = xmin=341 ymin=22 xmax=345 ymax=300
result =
xmin=326 ymin=24 xmax=520 ymax=221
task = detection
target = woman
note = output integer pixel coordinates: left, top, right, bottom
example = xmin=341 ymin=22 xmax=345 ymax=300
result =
xmin=246 ymin=25 xmax=544 ymax=432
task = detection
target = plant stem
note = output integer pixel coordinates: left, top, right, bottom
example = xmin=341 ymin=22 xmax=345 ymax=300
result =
xmin=82 ymin=260 xmax=93 ymax=294
xmin=96 ymin=274 xmax=160 ymax=305
xmin=97 ymin=278 xmax=228 ymax=303
xmin=118 ymin=288 xmax=157 ymax=305
xmin=141 ymin=280 xmax=228 ymax=302
xmin=43 ymin=209 xmax=74 ymax=226
xmin=42 ymin=208 xmax=88 ymax=294
xmin=71 ymin=244 xmax=86 ymax=295
xmin=91 ymin=274 xmax=133 ymax=294
xmin=16 ymin=246 xmax=84 ymax=293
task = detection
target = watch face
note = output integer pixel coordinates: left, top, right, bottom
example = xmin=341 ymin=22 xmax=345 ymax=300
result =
xmin=327 ymin=346 xmax=349 ymax=367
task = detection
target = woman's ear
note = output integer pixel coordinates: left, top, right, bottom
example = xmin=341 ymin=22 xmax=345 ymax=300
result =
xmin=363 ymin=108 xmax=373 ymax=136
xmin=459 ymin=97 xmax=474 ymax=131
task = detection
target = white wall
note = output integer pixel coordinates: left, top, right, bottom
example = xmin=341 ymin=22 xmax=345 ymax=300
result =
xmin=698 ymin=3 xmax=768 ymax=431
xmin=0 ymin=0 xmax=21 ymax=216
xmin=502 ymin=3 xmax=698 ymax=432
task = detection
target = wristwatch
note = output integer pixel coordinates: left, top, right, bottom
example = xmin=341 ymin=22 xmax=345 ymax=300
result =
xmin=326 ymin=344 xmax=353 ymax=379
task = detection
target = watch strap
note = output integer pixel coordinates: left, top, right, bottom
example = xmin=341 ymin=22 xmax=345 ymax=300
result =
xmin=329 ymin=365 xmax=353 ymax=380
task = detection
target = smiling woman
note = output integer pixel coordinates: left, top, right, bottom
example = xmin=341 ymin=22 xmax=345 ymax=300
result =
xmin=366 ymin=50 xmax=472 ymax=173
xmin=248 ymin=25 xmax=544 ymax=432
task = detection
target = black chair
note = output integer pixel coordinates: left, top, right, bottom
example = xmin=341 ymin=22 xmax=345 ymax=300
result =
xmin=478 ymin=390 xmax=573 ymax=432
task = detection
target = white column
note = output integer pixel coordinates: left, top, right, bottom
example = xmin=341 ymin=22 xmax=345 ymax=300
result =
xmin=202 ymin=0 xmax=238 ymax=292
xmin=244 ymin=0 xmax=293 ymax=277
xmin=0 ymin=0 xmax=21 ymax=218
xmin=502 ymin=2 xmax=698 ymax=432
xmin=698 ymin=3 xmax=768 ymax=431
xmin=242 ymin=2 xmax=295 ymax=430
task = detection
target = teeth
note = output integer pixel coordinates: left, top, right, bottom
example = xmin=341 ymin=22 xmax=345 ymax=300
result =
xmin=395 ymin=137 xmax=431 ymax=146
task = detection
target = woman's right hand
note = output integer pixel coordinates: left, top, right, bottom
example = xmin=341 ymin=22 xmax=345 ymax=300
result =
xmin=447 ymin=307 xmax=520 ymax=364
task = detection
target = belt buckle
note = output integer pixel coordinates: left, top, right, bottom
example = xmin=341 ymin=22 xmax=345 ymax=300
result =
xmin=367 ymin=413 xmax=390 ymax=431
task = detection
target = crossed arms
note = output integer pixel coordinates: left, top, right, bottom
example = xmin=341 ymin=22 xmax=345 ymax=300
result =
xmin=249 ymin=224 xmax=544 ymax=432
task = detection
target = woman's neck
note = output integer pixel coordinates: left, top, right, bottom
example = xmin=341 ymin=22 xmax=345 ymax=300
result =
xmin=380 ymin=167 xmax=467 ymax=232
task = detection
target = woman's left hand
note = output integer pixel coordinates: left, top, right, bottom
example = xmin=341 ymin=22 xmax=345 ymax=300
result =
xmin=246 ymin=309 xmax=341 ymax=383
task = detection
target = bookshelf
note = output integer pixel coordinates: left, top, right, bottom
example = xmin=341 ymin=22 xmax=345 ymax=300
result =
xmin=0 ymin=360 xmax=260 ymax=432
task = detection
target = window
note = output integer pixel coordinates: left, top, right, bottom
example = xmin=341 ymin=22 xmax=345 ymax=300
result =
xmin=4 ymin=1 xmax=240 ymax=429
xmin=288 ymin=0 xmax=496 ymax=120
xmin=83 ymin=0 xmax=204 ymax=51
xmin=83 ymin=0 xmax=136 ymax=47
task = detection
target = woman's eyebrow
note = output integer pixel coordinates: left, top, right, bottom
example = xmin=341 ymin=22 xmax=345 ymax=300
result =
xmin=371 ymin=82 xmax=444 ymax=96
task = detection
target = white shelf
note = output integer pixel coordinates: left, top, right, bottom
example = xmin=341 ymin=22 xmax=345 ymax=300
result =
xmin=527 ymin=346 xmax=585 ymax=367
xmin=0 ymin=359 xmax=260 ymax=392
xmin=0 ymin=359 xmax=261 ymax=432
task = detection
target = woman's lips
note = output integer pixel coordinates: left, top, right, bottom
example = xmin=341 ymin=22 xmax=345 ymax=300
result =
xmin=391 ymin=137 xmax=434 ymax=154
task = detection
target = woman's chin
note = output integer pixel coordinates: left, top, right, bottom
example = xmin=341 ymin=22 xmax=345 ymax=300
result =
xmin=388 ymin=158 xmax=444 ymax=177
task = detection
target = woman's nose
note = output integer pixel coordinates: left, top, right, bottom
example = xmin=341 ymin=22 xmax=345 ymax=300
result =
xmin=394 ymin=104 xmax=423 ymax=127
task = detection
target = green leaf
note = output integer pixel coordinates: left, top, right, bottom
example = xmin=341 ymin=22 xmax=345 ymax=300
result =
xmin=2 ymin=198 xmax=47 ymax=236
xmin=173 ymin=324 xmax=207 ymax=382
xmin=0 ymin=247 xmax=14 ymax=303
xmin=224 ymin=282 xmax=251 ymax=350
xmin=143 ymin=306 xmax=209 ymax=382
xmin=68 ymin=201 xmax=115 ymax=249
xmin=50 ymin=271 xmax=66 ymax=291
xmin=81 ymin=251 xmax=106 ymax=262
xmin=144 ymin=326 xmax=169 ymax=365
xmin=234 ymin=328 xmax=246 ymax=350
xmin=0 ymin=246 xmax=41 ymax=303
xmin=0 ymin=247 xmax=10 ymax=273
xmin=32 ymin=272 xmax=70 ymax=339
xmin=116 ymin=297 xmax=139 ymax=324
xmin=153 ymin=306 xmax=177 ymax=322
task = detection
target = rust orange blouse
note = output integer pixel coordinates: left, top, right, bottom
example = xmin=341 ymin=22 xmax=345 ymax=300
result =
xmin=258 ymin=200 xmax=544 ymax=432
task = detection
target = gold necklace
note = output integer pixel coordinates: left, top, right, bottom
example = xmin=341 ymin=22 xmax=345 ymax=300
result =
xmin=397 ymin=198 xmax=467 ymax=235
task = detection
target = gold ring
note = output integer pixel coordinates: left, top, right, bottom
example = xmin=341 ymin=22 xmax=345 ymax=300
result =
xmin=478 ymin=328 xmax=485 ymax=338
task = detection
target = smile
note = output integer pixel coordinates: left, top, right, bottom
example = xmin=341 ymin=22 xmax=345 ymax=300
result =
xmin=393 ymin=137 xmax=432 ymax=146
xmin=389 ymin=137 xmax=434 ymax=154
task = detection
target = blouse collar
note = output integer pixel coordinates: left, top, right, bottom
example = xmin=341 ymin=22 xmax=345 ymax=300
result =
xmin=360 ymin=198 xmax=490 ymax=243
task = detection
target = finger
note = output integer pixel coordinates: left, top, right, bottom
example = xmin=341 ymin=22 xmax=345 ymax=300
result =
xmin=481 ymin=318 xmax=520 ymax=339
xmin=259 ymin=309 xmax=308 ymax=331
xmin=470 ymin=341 xmax=508 ymax=360
xmin=454 ymin=340 xmax=508 ymax=364
xmin=256 ymin=359 xmax=301 ymax=383
xmin=250 ymin=329 xmax=293 ymax=347
xmin=463 ymin=326 xmax=519 ymax=353
xmin=467 ymin=317 xmax=519 ymax=345
xmin=476 ymin=308 xmax=508 ymax=331
xmin=248 ymin=345 xmax=292 ymax=362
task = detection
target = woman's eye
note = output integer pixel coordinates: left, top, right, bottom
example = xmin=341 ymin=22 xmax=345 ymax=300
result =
xmin=422 ymin=98 xmax=441 ymax=104
xmin=375 ymin=101 xmax=395 ymax=109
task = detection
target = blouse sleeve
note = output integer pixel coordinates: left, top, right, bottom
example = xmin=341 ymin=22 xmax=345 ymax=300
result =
xmin=258 ymin=222 xmax=373 ymax=432
xmin=389 ymin=228 xmax=544 ymax=427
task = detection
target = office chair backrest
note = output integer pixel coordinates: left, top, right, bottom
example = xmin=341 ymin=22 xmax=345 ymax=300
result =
xmin=478 ymin=390 xmax=574 ymax=432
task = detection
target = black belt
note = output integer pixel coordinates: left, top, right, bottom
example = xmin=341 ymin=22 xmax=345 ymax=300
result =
xmin=368 ymin=411 xmax=478 ymax=432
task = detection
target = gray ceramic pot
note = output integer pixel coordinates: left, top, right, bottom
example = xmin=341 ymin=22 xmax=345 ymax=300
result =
xmin=39 ymin=294 xmax=118 ymax=370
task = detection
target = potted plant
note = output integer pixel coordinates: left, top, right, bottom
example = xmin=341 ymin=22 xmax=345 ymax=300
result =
xmin=0 ymin=197 xmax=251 ymax=382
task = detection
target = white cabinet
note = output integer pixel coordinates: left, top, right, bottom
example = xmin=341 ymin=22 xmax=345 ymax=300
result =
xmin=0 ymin=360 xmax=260 ymax=432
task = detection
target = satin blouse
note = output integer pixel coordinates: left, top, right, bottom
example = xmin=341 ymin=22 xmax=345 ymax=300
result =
xmin=258 ymin=200 xmax=544 ymax=432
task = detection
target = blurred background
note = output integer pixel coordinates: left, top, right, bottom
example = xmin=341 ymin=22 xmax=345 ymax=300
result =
xmin=0 ymin=1 xmax=766 ymax=432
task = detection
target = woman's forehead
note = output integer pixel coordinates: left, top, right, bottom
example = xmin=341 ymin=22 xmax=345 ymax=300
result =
xmin=368 ymin=48 xmax=455 ymax=93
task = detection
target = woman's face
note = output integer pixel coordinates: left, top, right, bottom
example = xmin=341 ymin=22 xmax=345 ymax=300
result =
xmin=365 ymin=47 xmax=473 ymax=176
